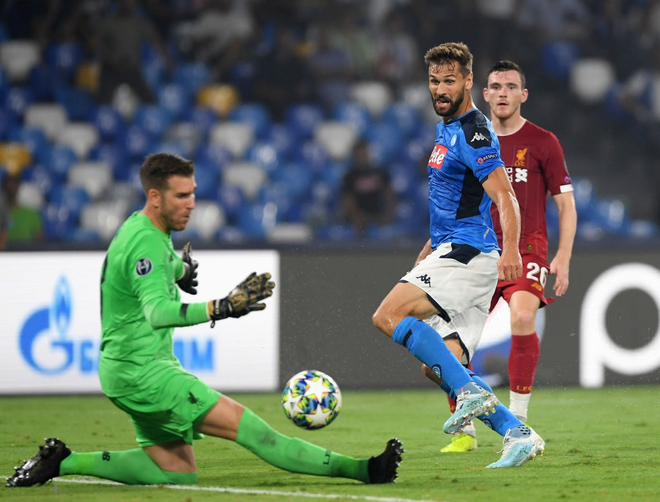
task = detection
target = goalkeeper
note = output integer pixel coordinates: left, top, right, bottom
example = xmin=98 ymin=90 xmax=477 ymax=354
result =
xmin=7 ymin=152 xmax=402 ymax=488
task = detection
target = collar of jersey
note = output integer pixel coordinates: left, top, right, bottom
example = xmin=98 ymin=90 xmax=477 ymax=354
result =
xmin=444 ymin=107 xmax=479 ymax=125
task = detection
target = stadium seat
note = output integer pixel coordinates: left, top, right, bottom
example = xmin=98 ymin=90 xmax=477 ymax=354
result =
xmin=79 ymin=200 xmax=130 ymax=241
xmin=157 ymin=83 xmax=191 ymax=120
xmin=383 ymin=102 xmax=421 ymax=139
xmin=55 ymin=87 xmax=94 ymax=121
xmin=284 ymin=104 xmax=325 ymax=140
xmin=594 ymin=198 xmax=630 ymax=235
xmin=257 ymin=182 xmax=294 ymax=220
xmin=68 ymin=161 xmax=113 ymax=200
xmin=0 ymin=40 xmax=41 ymax=82
xmin=42 ymin=202 xmax=77 ymax=240
xmin=570 ymin=58 xmax=616 ymax=104
xmin=270 ymin=162 xmax=315 ymax=201
xmin=140 ymin=43 xmax=166 ymax=93
xmin=48 ymin=184 xmax=91 ymax=220
xmin=165 ymin=122 xmax=204 ymax=158
xmin=195 ymin=144 xmax=233 ymax=170
xmin=215 ymin=225 xmax=247 ymax=244
xmin=315 ymin=223 xmax=358 ymax=241
xmin=75 ymin=61 xmax=99 ymax=93
xmin=28 ymin=63 xmax=58 ymax=101
xmin=267 ymin=222 xmax=313 ymax=244
xmin=572 ymin=177 xmax=596 ymax=218
xmin=16 ymin=181 xmax=44 ymax=210
xmin=350 ymin=81 xmax=393 ymax=118
xmin=629 ymin=220 xmax=660 ymax=239
xmin=365 ymin=122 xmax=403 ymax=165
xmin=153 ymin=140 xmax=186 ymax=158
xmin=88 ymin=143 xmax=129 ymax=180
xmin=56 ymin=123 xmax=99 ymax=159
xmin=541 ymin=41 xmax=580 ymax=81
xmin=0 ymin=142 xmax=31 ymax=175
xmin=400 ymin=81 xmax=431 ymax=110
xmin=183 ymin=106 xmax=219 ymax=136
xmin=46 ymin=42 xmax=85 ymax=82
xmin=197 ymin=84 xmax=239 ymax=118
xmin=209 ymin=122 xmax=255 ymax=158
xmin=21 ymin=164 xmax=57 ymax=194
xmin=0 ymin=108 xmax=13 ymax=141
xmin=245 ymin=141 xmax=282 ymax=174
xmin=120 ymin=125 xmax=155 ymax=161
xmin=8 ymin=126 xmax=49 ymax=164
xmin=89 ymin=106 xmax=125 ymax=142
xmin=216 ymin=183 xmax=246 ymax=224
xmin=264 ymin=123 xmax=295 ymax=158
xmin=223 ymin=161 xmax=267 ymax=200
xmin=173 ymin=62 xmax=212 ymax=96
xmin=190 ymin=161 xmax=219 ymax=200
xmin=313 ymin=121 xmax=358 ymax=161
xmin=236 ymin=201 xmax=278 ymax=239
xmin=134 ymin=105 xmax=173 ymax=140
xmin=103 ymin=182 xmax=144 ymax=209
xmin=292 ymin=140 xmax=330 ymax=175
xmin=230 ymin=103 xmax=272 ymax=139
xmin=46 ymin=145 xmax=79 ymax=180
xmin=183 ymin=200 xmax=226 ymax=241
xmin=4 ymin=86 xmax=35 ymax=121
xmin=0 ymin=67 xmax=8 ymax=103
xmin=333 ymin=102 xmax=372 ymax=136
xmin=24 ymin=103 xmax=68 ymax=141
xmin=112 ymin=83 xmax=140 ymax=120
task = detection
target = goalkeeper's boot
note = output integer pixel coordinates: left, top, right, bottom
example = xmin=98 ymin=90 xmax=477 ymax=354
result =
xmin=440 ymin=432 xmax=478 ymax=453
xmin=6 ymin=438 xmax=71 ymax=487
xmin=367 ymin=438 xmax=404 ymax=483
xmin=486 ymin=425 xmax=545 ymax=468
xmin=443 ymin=387 xmax=498 ymax=435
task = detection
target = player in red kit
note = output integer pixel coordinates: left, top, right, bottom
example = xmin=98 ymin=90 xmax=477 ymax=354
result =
xmin=437 ymin=60 xmax=577 ymax=452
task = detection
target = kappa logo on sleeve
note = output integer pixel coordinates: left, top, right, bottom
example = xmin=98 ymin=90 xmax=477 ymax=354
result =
xmin=135 ymin=258 xmax=153 ymax=276
xmin=428 ymin=144 xmax=448 ymax=169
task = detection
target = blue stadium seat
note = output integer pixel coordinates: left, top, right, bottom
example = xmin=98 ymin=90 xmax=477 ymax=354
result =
xmin=0 ymin=108 xmax=14 ymax=141
xmin=182 ymin=106 xmax=218 ymax=136
xmin=315 ymin=223 xmax=358 ymax=242
xmin=55 ymin=86 xmax=94 ymax=121
xmin=365 ymin=122 xmax=403 ymax=166
xmin=21 ymin=163 xmax=57 ymax=194
xmin=140 ymin=43 xmax=166 ymax=92
xmin=154 ymin=140 xmax=186 ymax=158
xmin=190 ymin=161 xmax=219 ymax=200
xmin=195 ymin=144 xmax=233 ymax=170
xmin=48 ymin=184 xmax=91 ymax=220
xmin=173 ymin=62 xmax=212 ymax=96
xmin=271 ymin=162 xmax=314 ymax=201
xmin=42 ymin=203 xmax=77 ymax=240
xmin=216 ymin=184 xmax=246 ymax=225
xmin=28 ymin=63 xmax=57 ymax=101
xmin=257 ymin=182 xmax=294 ymax=221
xmin=389 ymin=161 xmax=422 ymax=201
xmin=0 ymin=67 xmax=8 ymax=102
xmin=333 ymin=102 xmax=372 ymax=137
xmin=541 ymin=41 xmax=580 ymax=81
xmin=157 ymin=83 xmax=191 ymax=120
xmin=216 ymin=225 xmax=248 ymax=244
xmin=292 ymin=140 xmax=330 ymax=176
xmin=284 ymin=104 xmax=325 ymax=140
xmin=4 ymin=86 xmax=35 ymax=121
xmin=383 ymin=102 xmax=421 ymax=139
xmin=246 ymin=141 xmax=282 ymax=174
xmin=46 ymin=42 xmax=84 ymax=82
xmin=88 ymin=143 xmax=129 ymax=180
xmin=46 ymin=145 xmax=79 ymax=180
xmin=230 ymin=103 xmax=272 ymax=139
xmin=264 ymin=123 xmax=295 ymax=158
xmin=8 ymin=125 xmax=49 ymax=164
xmin=89 ymin=106 xmax=126 ymax=142
xmin=134 ymin=104 xmax=173 ymax=140
xmin=236 ymin=202 xmax=278 ymax=239
xmin=120 ymin=125 xmax=156 ymax=161
xmin=594 ymin=198 xmax=631 ymax=235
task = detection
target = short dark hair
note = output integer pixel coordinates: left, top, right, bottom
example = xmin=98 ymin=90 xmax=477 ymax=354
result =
xmin=424 ymin=42 xmax=473 ymax=77
xmin=487 ymin=60 xmax=526 ymax=89
xmin=139 ymin=153 xmax=195 ymax=193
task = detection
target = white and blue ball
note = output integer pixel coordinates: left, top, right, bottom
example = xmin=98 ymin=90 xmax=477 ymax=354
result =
xmin=281 ymin=370 xmax=342 ymax=429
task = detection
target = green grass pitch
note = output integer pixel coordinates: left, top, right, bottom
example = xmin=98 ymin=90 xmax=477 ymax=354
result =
xmin=1 ymin=386 xmax=658 ymax=502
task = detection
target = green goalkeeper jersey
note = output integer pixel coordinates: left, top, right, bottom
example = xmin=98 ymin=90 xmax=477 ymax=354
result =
xmin=99 ymin=212 xmax=209 ymax=397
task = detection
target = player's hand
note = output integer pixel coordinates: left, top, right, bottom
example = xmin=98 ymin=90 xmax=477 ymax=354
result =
xmin=208 ymin=272 xmax=275 ymax=325
xmin=550 ymin=255 xmax=570 ymax=297
xmin=497 ymin=248 xmax=523 ymax=282
xmin=176 ymin=242 xmax=198 ymax=295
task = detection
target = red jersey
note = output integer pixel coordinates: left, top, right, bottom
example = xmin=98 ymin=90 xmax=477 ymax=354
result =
xmin=490 ymin=120 xmax=572 ymax=261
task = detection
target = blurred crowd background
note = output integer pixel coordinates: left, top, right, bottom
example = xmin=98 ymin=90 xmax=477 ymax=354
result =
xmin=1 ymin=0 xmax=659 ymax=250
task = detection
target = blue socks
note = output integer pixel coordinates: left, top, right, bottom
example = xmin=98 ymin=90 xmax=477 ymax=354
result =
xmin=392 ymin=316 xmax=523 ymax=438
xmin=393 ymin=316 xmax=477 ymax=394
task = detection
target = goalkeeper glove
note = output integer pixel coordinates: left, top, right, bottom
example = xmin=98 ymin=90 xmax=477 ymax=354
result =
xmin=207 ymin=272 xmax=275 ymax=327
xmin=176 ymin=242 xmax=198 ymax=295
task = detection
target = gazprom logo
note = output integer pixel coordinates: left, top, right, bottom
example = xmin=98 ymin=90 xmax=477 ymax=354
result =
xmin=18 ymin=276 xmax=97 ymax=375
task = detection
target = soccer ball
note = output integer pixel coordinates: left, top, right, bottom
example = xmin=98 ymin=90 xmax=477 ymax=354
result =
xmin=281 ymin=370 xmax=342 ymax=430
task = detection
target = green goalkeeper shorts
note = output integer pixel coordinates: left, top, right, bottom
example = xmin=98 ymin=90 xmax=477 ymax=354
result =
xmin=109 ymin=368 xmax=221 ymax=447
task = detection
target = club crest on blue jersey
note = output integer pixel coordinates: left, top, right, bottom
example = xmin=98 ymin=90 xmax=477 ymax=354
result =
xmin=135 ymin=258 xmax=153 ymax=276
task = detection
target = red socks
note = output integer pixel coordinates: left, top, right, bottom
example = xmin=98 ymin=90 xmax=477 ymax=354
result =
xmin=508 ymin=334 xmax=540 ymax=394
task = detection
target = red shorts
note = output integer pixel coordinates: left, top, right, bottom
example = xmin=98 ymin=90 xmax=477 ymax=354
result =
xmin=490 ymin=253 xmax=554 ymax=312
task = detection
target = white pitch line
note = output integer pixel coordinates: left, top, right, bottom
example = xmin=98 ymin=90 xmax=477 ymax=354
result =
xmin=34 ymin=477 xmax=443 ymax=502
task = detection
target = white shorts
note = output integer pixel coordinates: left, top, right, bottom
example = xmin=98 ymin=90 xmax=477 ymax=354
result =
xmin=401 ymin=242 xmax=499 ymax=364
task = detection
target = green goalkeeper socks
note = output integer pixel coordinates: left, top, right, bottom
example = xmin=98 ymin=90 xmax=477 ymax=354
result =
xmin=59 ymin=448 xmax=197 ymax=485
xmin=236 ymin=408 xmax=370 ymax=483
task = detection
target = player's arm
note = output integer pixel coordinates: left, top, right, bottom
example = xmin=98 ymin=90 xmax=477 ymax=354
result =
xmin=483 ymin=166 xmax=523 ymax=281
xmin=550 ymin=191 xmax=577 ymax=296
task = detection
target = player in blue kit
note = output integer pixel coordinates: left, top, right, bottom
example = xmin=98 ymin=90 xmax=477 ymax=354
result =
xmin=372 ymin=42 xmax=545 ymax=468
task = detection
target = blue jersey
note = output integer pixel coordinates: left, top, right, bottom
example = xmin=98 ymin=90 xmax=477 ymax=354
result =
xmin=427 ymin=108 xmax=504 ymax=253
